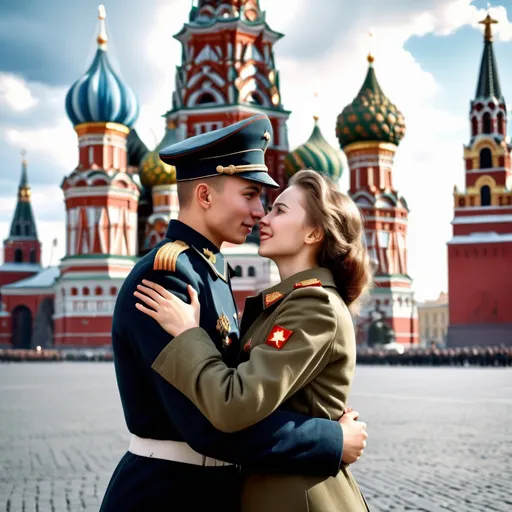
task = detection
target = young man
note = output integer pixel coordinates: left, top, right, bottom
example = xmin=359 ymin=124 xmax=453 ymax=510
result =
xmin=100 ymin=115 xmax=368 ymax=511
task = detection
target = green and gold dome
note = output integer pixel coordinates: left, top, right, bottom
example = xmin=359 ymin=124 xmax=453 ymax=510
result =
xmin=336 ymin=54 xmax=406 ymax=149
xmin=285 ymin=116 xmax=344 ymax=180
xmin=139 ymin=124 xmax=178 ymax=187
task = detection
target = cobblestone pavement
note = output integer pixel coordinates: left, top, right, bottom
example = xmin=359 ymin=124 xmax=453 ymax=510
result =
xmin=1 ymin=363 xmax=511 ymax=512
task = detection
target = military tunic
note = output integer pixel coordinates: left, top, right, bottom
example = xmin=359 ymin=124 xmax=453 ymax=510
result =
xmin=100 ymin=222 xmax=345 ymax=512
xmin=152 ymin=267 xmax=369 ymax=512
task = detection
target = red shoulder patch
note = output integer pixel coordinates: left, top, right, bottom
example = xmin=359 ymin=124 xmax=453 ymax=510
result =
xmin=266 ymin=325 xmax=293 ymax=350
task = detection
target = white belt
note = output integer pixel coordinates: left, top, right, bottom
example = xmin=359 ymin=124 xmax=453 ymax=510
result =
xmin=128 ymin=434 xmax=234 ymax=467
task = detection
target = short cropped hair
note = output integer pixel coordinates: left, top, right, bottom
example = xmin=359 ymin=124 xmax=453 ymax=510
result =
xmin=177 ymin=175 xmax=226 ymax=209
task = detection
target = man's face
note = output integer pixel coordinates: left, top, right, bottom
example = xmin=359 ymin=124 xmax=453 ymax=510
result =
xmin=206 ymin=176 xmax=265 ymax=245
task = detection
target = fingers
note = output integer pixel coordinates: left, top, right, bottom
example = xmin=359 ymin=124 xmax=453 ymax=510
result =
xmin=343 ymin=410 xmax=360 ymax=421
xmin=134 ymin=290 xmax=159 ymax=311
xmin=187 ymin=285 xmax=199 ymax=304
xmin=136 ymin=284 xmax=166 ymax=304
xmin=141 ymin=280 xmax=173 ymax=299
xmin=135 ymin=302 xmax=158 ymax=319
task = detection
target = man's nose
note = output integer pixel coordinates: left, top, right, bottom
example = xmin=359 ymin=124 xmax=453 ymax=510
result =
xmin=252 ymin=200 xmax=265 ymax=220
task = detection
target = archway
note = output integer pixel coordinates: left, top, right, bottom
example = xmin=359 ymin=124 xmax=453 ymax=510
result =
xmin=11 ymin=305 xmax=33 ymax=349
xmin=32 ymin=298 xmax=55 ymax=348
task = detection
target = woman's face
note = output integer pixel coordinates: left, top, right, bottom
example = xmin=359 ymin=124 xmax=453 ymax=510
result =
xmin=258 ymin=185 xmax=316 ymax=260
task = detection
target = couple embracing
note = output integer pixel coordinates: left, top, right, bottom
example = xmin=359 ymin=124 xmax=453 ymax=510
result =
xmin=100 ymin=115 xmax=371 ymax=512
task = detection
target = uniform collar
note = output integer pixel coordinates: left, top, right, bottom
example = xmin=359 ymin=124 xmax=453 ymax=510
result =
xmin=165 ymin=220 xmax=228 ymax=281
xmin=261 ymin=267 xmax=336 ymax=310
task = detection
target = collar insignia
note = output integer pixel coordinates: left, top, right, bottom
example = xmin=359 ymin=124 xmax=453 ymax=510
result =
xmin=203 ymin=248 xmax=216 ymax=264
xmin=265 ymin=291 xmax=284 ymax=308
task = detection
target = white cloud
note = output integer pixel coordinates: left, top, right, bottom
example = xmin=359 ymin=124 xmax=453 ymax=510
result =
xmin=4 ymin=118 xmax=77 ymax=171
xmin=0 ymin=73 xmax=38 ymax=111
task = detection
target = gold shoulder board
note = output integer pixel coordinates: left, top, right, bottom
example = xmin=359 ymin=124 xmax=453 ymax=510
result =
xmin=153 ymin=241 xmax=190 ymax=272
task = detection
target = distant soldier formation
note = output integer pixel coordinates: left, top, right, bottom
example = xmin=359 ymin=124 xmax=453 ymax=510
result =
xmin=357 ymin=345 xmax=512 ymax=367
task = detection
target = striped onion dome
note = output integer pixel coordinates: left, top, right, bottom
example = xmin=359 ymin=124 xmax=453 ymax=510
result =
xmin=140 ymin=125 xmax=178 ymax=187
xmin=336 ymin=54 xmax=405 ymax=149
xmin=65 ymin=6 xmax=138 ymax=128
xmin=284 ymin=116 xmax=344 ymax=180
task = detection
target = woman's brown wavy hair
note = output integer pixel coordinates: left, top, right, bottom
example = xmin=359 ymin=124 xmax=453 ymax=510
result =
xmin=289 ymin=169 xmax=373 ymax=313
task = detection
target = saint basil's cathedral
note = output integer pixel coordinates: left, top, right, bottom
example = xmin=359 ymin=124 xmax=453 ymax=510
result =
xmin=1 ymin=2 xmax=508 ymax=349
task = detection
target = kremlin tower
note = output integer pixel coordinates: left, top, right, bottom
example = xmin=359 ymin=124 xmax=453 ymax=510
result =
xmin=336 ymin=52 xmax=418 ymax=345
xmin=447 ymin=15 xmax=512 ymax=346
xmin=53 ymin=6 xmax=141 ymax=346
xmin=164 ymin=0 xmax=289 ymax=206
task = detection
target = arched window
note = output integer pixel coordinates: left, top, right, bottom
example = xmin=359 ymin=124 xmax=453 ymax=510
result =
xmin=14 ymin=249 xmax=23 ymax=262
xmin=110 ymin=287 xmax=118 ymax=296
xmin=482 ymin=112 xmax=492 ymax=134
xmin=234 ymin=266 xmax=242 ymax=277
xmin=197 ymin=92 xmax=216 ymax=105
xmin=71 ymin=288 xmax=78 ymax=296
xmin=458 ymin=198 xmax=465 ymax=207
xmin=95 ymin=287 xmax=102 ymax=296
xmin=497 ymin=112 xmax=505 ymax=135
xmin=29 ymin=249 xmax=36 ymax=263
xmin=471 ymin=117 xmax=478 ymax=136
xmin=479 ymin=148 xmax=492 ymax=169
xmin=83 ymin=287 xmax=90 ymax=296
xmin=248 ymin=266 xmax=256 ymax=277
xmin=480 ymin=185 xmax=491 ymax=206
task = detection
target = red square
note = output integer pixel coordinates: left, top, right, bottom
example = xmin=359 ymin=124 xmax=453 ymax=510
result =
xmin=266 ymin=325 xmax=293 ymax=350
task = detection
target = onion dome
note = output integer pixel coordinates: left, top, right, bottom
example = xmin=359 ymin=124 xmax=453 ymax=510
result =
xmin=285 ymin=116 xmax=344 ymax=180
xmin=139 ymin=124 xmax=178 ymax=187
xmin=65 ymin=6 xmax=138 ymax=128
xmin=336 ymin=54 xmax=405 ymax=149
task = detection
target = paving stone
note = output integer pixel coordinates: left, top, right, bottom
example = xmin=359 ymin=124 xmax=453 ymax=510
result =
xmin=0 ymin=363 xmax=510 ymax=511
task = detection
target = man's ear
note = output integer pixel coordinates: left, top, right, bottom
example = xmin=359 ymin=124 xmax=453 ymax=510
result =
xmin=196 ymin=183 xmax=212 ymax=210
xmin=304 ymin=227 xmax=324 ymax=246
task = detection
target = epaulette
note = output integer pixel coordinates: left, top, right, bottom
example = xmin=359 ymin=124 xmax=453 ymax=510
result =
xmin=153 ymin=241 xmax=190 ymax=272
xmin=293 ymin=278 xmax=322 ymax=289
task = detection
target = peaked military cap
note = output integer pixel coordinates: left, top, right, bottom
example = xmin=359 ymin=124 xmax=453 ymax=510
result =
xmin=159 ymin=114 xmax=279 ymax=188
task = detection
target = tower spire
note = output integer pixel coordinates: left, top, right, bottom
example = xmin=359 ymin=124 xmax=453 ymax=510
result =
xmin=97 ymin=4 xmax=108 ymax=49
xmin=475 ymin=13 xmax=502 ymax=99
xmin=8 ymin=152 xmax=38 ymax=239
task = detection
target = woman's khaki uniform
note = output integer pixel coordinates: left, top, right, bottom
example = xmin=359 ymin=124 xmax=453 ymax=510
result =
xmin=152 ymin=267 xmax=369 ymax=512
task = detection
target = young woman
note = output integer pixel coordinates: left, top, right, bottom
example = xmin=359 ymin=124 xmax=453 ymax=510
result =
xmin=135 ymin=170 xmax=372 ymax=511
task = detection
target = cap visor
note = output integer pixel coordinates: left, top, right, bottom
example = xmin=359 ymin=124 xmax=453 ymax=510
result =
xmin=236 ymin=171 xmax=280 ymax=189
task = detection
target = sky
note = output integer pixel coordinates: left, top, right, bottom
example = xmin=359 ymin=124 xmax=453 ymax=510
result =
xmin=1 ymin=0 xmax=512 ymax=302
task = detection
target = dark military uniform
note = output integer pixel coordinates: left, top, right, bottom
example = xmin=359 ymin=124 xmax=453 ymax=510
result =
xmin=151 ymin=267 xmax=369 ymax=512
xmin=100 ymin=116 xmax=344 ymax=512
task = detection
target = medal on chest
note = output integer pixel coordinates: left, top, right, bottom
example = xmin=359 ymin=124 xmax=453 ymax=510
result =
xmin=216 ymin=313 xmax=232 ymax=348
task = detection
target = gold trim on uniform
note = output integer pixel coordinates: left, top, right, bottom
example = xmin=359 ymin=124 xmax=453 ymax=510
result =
xmin=294 ymin=278 xmax=322 ymax=289
xmin=203 ymin=248 xmax=216 ymax=264
xmin=216 ymin=163 xmax=268 ymax=175
xmin=264 ymin=291 xmax=284 ymax=308
xmin=153 ymin=241 xmax=190 ymax=271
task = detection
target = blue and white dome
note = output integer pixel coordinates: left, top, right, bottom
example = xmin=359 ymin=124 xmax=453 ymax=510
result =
xmin=65 ymin=6 xmax=138 ymax=128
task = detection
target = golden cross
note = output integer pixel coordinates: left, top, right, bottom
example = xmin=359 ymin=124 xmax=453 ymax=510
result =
xmin=479 ymin=13 xmax=498 ymax=42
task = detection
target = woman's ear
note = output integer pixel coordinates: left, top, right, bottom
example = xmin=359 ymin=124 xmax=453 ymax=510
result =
xmin=305 ymin=227 xmax=324 ymax=245
xmin=196 ymin=184 xmax=212 ymax=210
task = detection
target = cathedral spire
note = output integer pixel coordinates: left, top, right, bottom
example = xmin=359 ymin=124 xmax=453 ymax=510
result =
xmin=475 ymin=14 xmax=503 ymax=100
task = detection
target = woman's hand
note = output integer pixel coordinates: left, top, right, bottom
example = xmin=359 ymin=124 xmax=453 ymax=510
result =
xmin=134 ymin=279 xmax=200 ymax=337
